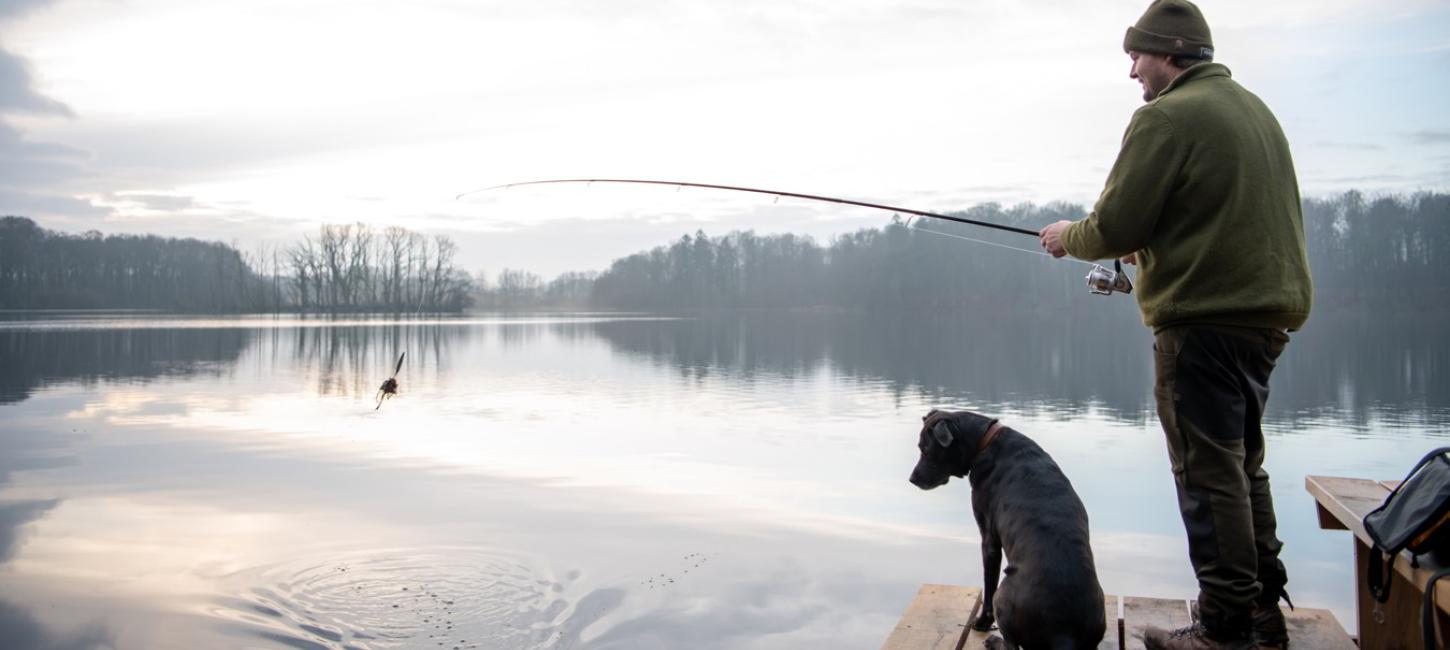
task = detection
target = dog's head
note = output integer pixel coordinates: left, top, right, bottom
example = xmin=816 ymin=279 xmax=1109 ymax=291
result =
xmin=908 ymin=409 xmax=999 ymax=490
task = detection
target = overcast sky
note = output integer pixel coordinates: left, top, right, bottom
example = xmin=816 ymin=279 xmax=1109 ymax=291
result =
xmin=2 ymin=0 xmax=1447 ymax=277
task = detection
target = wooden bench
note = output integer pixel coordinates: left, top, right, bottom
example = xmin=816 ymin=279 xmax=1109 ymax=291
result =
xmin=882 ymin=584 xmax=1355 ymax=649
xmin=1307 ymin=474 xmax=1450 ymax=649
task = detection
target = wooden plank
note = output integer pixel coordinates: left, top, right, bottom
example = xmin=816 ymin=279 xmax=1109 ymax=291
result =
xmin=1100 ymin=594 xmax=1121 ymax=650
xmin=881 ymin=584 xmax=979 ymax=650
xmin=1282 ymin=607 xmax=1359 ymax=650
xmin=958 ymin=594 xmax=1121 ymax=649
xmin=1315 ymin=502 xmax=1348 ymax=530
xmin=960 ymin=618 xmax=992 ymax=650
xmin=1304 ymin=475 xmax=1391 ymax=539
xmin=1353 ymin=539 xmax=1450 ymax=650
xmin=1122 ymin=597 xmax=1192 ymax=650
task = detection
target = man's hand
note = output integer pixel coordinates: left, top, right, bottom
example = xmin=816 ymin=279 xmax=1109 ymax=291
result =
xmin=1120 ymin=252 xmax=1137 ymax=265
xmin=1039 ymin=220 xmax=1072 ymax=258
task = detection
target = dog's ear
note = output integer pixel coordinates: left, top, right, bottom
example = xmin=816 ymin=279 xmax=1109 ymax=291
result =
xmin=931 ymin=421 xmax=954 ymax=447
xmin=922 ymin=408 xmax=942 ymax=423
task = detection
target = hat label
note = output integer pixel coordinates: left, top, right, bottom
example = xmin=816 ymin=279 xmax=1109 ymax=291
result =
xmin=1200 ymin=46 xmax=1214 ymax=58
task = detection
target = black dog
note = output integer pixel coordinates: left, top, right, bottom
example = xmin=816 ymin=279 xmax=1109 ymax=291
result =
xmin=909 ymin=409 xmax=1105 ymax=650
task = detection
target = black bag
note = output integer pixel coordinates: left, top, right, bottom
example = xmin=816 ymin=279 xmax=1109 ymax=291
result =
xmin=1423 ymin=569 xmax=1450 ymax=650
xmin=1363 ymin=447 xmax=1450 ymax=648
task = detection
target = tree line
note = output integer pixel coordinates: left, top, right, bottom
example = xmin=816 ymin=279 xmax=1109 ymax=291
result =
xmin=3 ymin=190 xmax=1444 ymax=313
xmin=491 ymin=190 xmax=1450 ymax=312
xmin=0 ymin=217 xmax=472 ymax=312
xmin=279 ymin=223 xmax=471 ymax=312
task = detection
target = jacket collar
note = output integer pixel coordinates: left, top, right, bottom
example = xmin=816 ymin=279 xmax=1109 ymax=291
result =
xmin=1159 ymin=62 xmax=1232 ymax=98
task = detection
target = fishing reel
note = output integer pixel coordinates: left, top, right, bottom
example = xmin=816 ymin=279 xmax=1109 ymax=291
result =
xmin=1086 ymin=259 xmax=1134 ymax=296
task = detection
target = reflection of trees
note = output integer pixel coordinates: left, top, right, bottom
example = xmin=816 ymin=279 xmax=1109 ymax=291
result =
xmin=496 ymin=320 xmax=548 ymax=348
xmin=581 ymin=316 xmax=833 ymax=382
xmin=582 ymin=309 xmax=1155 ymax=420
xmin=582 ymin=311 xmax=1450 ymax=428
xmin=0 ymin=327 xmax=252 ymax=405
xmin=1274 ymin=312 xmax=1450 ymax=430
xmin=288 ymin=322 xmax=469 ymax=398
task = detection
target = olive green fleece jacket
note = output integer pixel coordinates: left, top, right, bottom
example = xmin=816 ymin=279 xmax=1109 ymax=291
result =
xmin=1062 ymin=63 xmax=1313 ymax=332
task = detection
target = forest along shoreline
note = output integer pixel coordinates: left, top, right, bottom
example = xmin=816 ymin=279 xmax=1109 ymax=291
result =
xmin=1 ymin=190 xmax=1444 ymax=314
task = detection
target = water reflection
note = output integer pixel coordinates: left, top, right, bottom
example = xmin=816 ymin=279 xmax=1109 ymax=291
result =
xmin=0 ymin=425 xmax=111 ymax=648
xmin=288 ymin=324 xmax=468 ymax=399
xmin=1274 ymin=312 xmax=1450 ymax=429
xmin=578 ymin=309 xmax=1450 ymax=429
xmin=0 ymin=311 xmax=1446 ymax=649
xmin=0 ymin=326 xmax=251 ymax=404
xmin=16 ymin=310 xmax=1440 ymax=430
xmin=212 ymin=548 xmax=589 ymax=649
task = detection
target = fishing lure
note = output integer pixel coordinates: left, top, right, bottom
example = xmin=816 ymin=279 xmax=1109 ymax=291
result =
xmin=375 ymin=352 xmax=405 ymax=410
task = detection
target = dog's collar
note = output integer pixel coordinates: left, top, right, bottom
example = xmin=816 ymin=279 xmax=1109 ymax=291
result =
xmin=977 ymin=420 xmax=1004 ymax=453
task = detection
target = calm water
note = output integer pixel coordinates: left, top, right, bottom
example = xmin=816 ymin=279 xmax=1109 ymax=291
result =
xmin=1 ymin=309 xmax=1446 ymax=649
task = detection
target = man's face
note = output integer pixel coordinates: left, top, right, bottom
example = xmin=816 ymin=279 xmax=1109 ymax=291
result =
xmin=1129 ymin=51 xmax=1176 ymax=102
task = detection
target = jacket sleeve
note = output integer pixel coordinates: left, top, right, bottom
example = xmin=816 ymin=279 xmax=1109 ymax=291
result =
xmin=1062 ymin=106 xmax=1182 ymax=261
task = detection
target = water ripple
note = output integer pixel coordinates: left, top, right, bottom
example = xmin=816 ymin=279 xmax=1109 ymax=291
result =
xmin=209 ymin=547 xmax=591 ymax=649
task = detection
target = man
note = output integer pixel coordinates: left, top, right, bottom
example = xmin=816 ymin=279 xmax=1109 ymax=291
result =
xmin=1038 ymin=1 xmax=1313 ymax=648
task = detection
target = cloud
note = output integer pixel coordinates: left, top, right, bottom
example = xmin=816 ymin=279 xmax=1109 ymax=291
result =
xmin=1312 ymin=173 xmax=1415 ymax=185
xmin=0 ymin=120 xmax=99 ymax=219
xmin=0 ymin=47 xmax=71 ymax=116
xmin=1314 ymin=140 xmax=1385 ymax=151
xmin=111 ymin=193 xmax=197 ymax=212
xmin=0 ymin=120 xmax=86 ymax=183
xmin=0 ymin=0 xmax=52 ymax=22
xmin=0 ymin=190 xmax=106 ymax=220
xmin=0 ymin=0 xmax=96 ymax=221
xmin=1405 ymin=129 xmax=1450 ymax=145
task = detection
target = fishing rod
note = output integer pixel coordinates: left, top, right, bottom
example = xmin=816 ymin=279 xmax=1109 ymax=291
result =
xmin=458 ymin=178 xmax=1040 ymax=237
xmin=459 ymin=178 xmax=1132 ymax=296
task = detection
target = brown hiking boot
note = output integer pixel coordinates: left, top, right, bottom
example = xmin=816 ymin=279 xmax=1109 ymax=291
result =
xmin=1143 ymin=623 xmax=1257 ymax=650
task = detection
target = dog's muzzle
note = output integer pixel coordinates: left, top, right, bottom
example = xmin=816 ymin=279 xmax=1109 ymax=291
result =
xmin=910 ymin=462 xmax=951 ymax=490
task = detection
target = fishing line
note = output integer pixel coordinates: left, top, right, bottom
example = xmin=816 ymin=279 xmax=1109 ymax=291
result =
xmin=908 ymin=223 xmax=1096 ymax=267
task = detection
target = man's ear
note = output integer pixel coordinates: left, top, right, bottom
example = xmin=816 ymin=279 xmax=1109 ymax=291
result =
xmin=931 ymin=422 xmax=954 ymax=447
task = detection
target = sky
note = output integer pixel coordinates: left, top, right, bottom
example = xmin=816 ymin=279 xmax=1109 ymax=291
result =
xmin=1 ymin=0 xmax=1448 ymax=278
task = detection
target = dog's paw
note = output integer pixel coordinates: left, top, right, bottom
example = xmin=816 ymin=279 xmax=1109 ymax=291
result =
xmin=971 ymin=612 xmax=996 ymax=632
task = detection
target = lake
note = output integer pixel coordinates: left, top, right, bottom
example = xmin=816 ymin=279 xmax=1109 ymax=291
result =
xmin=1 ymin=309 xmax=1446 ymax=649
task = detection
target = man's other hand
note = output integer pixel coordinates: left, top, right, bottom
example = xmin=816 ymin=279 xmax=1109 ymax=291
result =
xmin=1121 ymin=252 xmax=1137 ymax=265
xmin=1039 ymin=220 xmax=1072 ymax=258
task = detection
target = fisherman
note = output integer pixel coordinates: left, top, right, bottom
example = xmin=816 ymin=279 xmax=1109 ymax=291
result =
xmin=1037 ymin=1 xmax=1313 ymax=648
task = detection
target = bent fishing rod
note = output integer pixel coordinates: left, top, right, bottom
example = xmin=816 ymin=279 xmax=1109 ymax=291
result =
xmin=458 ymin=178 xmax=1132 ymax=296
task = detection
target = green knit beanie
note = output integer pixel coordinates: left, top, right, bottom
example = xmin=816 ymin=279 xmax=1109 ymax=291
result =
xmin=1123 ymin=0 xmax=1214 ymax=60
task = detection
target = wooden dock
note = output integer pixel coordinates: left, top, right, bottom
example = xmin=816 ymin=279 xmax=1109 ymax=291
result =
xmin=881 ymin=584 xmax=1357 ymax=649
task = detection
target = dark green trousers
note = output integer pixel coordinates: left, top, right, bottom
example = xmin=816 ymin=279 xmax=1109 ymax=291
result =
xmin=1153 ymin=325 xmax=1290 ymax=636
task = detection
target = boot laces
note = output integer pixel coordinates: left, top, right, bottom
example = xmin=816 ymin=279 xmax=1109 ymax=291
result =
xmin=1169 ymin=623 xmax=1208 ymax=640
